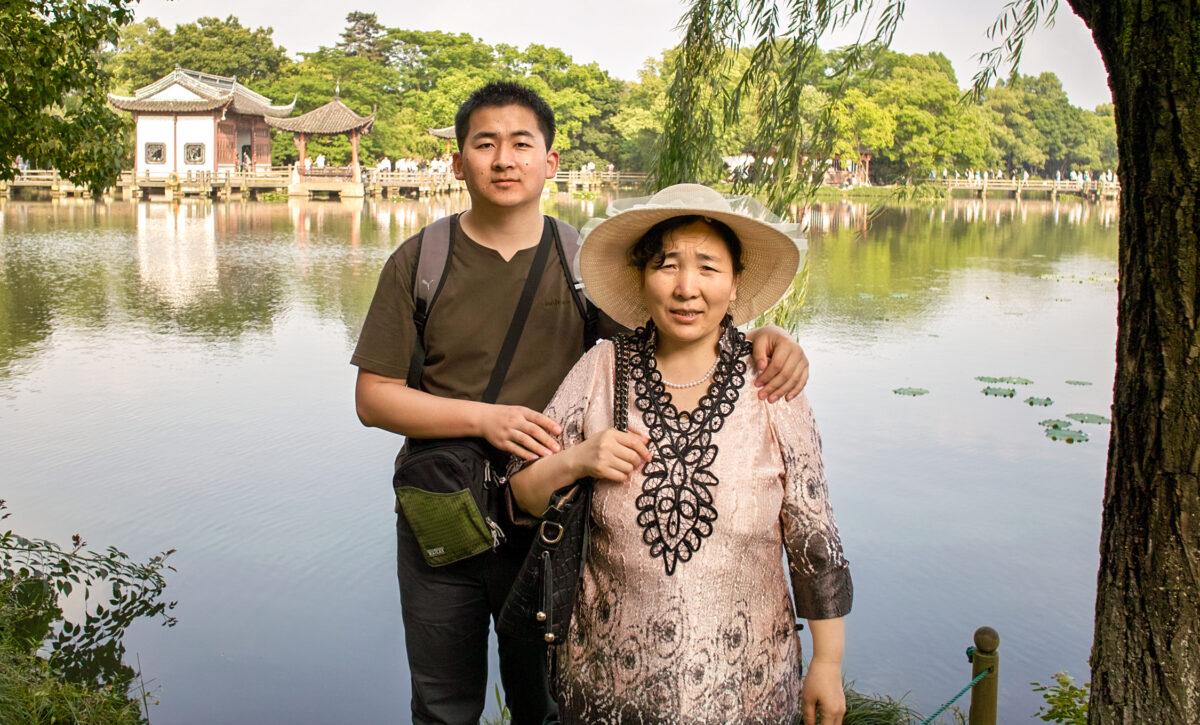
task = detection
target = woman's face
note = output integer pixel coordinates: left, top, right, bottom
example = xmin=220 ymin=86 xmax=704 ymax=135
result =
xmin=640 ymin=220 xmax=739 ymax=348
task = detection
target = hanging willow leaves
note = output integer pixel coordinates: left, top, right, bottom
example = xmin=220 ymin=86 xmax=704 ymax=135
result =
xmin=653 ymin=0 xmax=907 ymax=214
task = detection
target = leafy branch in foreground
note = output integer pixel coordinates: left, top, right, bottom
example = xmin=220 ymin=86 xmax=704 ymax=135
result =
xmin=969 ymin=0 xmax=1058 ymax=102
xmin=0 ymin=0 xmax=141 ymax=192
xmin=0 ymin=499 xmax=176 ymax=695
xmin=654 ymin=0 xmax=906 ymax=213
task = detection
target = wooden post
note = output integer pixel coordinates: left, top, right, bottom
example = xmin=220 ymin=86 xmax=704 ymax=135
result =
xmin=295 ymin=133 xmax=307 ymax=176
xmin=968 ymin=627 xmax=999 ymax=725
xmin=350 ymin=129 xmax=360 ymax=170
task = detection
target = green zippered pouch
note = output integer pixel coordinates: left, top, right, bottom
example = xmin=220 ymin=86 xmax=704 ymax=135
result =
xmin=395 ymin=486 xmax=495 ymax=567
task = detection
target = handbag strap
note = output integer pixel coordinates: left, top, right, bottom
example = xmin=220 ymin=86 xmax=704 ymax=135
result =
xmin=612 ymin=335 xmax=629 ymax=432
xmin=539 ymin=335 xmax=631 ymax=522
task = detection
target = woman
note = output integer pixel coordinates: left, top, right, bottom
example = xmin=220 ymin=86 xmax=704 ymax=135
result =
xmin=509 ymin=184 xmax=853 ymax=724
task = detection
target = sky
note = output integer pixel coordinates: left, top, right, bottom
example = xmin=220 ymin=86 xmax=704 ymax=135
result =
xmin=134 ymin=0 xmax=1113 ymax=109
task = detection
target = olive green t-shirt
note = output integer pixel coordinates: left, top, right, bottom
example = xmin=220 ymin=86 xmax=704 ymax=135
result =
xmin=351 ymin=217 xmax=591 ymax=412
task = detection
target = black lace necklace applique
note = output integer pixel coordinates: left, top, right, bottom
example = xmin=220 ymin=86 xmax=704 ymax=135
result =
xmin=626 ymin=319 xmax=751 ymax=576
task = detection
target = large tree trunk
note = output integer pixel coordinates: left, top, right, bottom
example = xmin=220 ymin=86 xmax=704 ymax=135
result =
xmin=1068 ymin=1 xmax=1200 ymax=722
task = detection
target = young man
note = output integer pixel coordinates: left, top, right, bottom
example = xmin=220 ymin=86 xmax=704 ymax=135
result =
xmin=352 ymin=82 xmax=810 ymax=724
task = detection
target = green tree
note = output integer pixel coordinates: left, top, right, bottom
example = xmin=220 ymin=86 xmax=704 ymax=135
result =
xmin=866 ymin=52 xmax=995 ymax=181
xmin=108 ymin=16 xmax=291 ymax=93
xmin=829 ymin=88 xmax=896 ymax=178
xmin=662 ymin=1 xmax=1200 ymax=721
xmin=263 ymin=48 xmax=404 ymax=164
xmin=0 ymin=0 xmax=137 ymax=191
xmin=337 ymin=11 xmax=389 ymax=62
xmin=983 ymin=80 xmax=1048 ymax=172
xmin=1011 ymin=72 xmax=1092 ymax=175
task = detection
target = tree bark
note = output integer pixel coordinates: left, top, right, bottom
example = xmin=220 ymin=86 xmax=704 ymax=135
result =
xmin=1067 ymin=1 xmax=1200 ymax=722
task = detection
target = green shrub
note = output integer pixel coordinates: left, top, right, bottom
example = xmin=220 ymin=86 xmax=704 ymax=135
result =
xmin=0 ymin=501 xmax=175 ymax=724
xmin=1031 ymin=672 xmax=1089 ymax=724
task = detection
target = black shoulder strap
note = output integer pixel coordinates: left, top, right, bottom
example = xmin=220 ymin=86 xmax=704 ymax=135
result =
xmin=406 ymin=214 xmax=457 ymax=389
xmin=481 ymin=220 xmax=555 ymax=403
xmin=548 ymin=217 xmax=599 ymax=349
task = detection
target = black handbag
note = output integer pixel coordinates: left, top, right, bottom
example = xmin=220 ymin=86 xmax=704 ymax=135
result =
xmin=497 ymin=335 xmax=631 ymax=653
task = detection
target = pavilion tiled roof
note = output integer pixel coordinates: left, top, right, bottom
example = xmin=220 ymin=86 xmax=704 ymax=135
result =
xmin=428 ymin=126 xmax=456 ymax=139
xmin=108 ymin=68 xmax=295 ymax=117
xmin=263 ymin=98 xmax=375 ymax=135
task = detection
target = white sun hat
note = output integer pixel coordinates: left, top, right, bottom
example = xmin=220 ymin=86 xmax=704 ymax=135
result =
xmin=578 ymin=183 xmax=805 ymax=329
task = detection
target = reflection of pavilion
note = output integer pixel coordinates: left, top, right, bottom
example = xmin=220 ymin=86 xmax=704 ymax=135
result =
xmin=136 ymin=203 xmax=218 ymax=308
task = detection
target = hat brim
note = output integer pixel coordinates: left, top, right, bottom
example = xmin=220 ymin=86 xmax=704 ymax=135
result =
xmin=580 ymin=207 xmax=803 ymax=329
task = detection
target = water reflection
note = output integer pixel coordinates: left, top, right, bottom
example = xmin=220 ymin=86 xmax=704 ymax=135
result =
xmin=136 ymin=203 xmax=218 ymax=308
xmin=0 ymin=196 xmax=1119 ymax=380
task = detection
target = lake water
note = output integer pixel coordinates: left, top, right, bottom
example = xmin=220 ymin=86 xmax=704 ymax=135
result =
xmin=0 ymin=193 xmax=1117 ymax=723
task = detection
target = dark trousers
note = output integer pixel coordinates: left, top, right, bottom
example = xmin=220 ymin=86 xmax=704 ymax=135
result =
xmin=396 ymin=514 xmax=555 ymax=725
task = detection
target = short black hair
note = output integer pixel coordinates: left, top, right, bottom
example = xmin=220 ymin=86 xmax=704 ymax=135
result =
xmin=454 ymin=81 xmax=556 ymax=150
xmin=628 ymin=215 xmax=745 ymax=274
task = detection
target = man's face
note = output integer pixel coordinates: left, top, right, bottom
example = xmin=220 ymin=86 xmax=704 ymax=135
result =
xmin=453 ymin=104 xmax=559 ymax=211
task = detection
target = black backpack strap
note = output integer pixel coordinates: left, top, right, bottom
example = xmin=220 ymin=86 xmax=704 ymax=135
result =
xmin=548 ymin=217 xmax=600 ymax=349
xmin=481 ymin=220 xmax=555 ymax=404
xmin=406 ymin=214 xmax=457 ymax=389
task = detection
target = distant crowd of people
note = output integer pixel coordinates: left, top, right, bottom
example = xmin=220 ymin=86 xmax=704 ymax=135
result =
xmin=373 ymin=156 xmax=453 ymax=174
xmin=941 ymin=167 xmax=1117 ymax=183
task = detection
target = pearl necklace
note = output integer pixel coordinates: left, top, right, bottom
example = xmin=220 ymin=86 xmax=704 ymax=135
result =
xmin=658 ymin=356 xmax=721 ymax=389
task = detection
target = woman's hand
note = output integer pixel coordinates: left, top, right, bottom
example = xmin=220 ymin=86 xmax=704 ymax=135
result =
xmin=801 ymin=659 xmax=846 ymax=725
xmin=568 ymin=428 xmax=651 ymax=481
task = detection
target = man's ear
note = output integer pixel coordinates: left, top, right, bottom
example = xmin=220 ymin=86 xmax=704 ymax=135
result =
xmin=452 ymin=150 xmax=465 ymax=180
xmin=544 ymin=148 xmax=560 ymax=178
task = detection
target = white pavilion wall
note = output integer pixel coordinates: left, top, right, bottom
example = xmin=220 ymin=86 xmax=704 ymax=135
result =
xmin=176 ymin=116 xmax=215 ymax=175
xmin=136 ymin=116 xmax=174 ymax=178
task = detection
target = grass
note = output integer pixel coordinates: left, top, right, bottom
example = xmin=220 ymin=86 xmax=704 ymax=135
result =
xmin=0 ymin=580 xmax=143 ymax=725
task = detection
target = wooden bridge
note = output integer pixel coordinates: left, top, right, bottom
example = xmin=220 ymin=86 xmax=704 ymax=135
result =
xmin=945 ymin=177 xmax=1119 ymax=201
xmin=1 ymin=167 xmax=649 ymax=201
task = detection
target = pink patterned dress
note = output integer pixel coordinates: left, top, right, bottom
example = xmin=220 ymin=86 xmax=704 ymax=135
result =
xmin=514 ymin=328 xmax=853 ymax=724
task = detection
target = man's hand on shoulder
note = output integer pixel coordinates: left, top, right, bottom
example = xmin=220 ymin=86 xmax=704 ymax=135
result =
xmin=477 ymin=404 xmax=564 ymax=461
xmin=746 ymin=325 xmax=810 ymax=402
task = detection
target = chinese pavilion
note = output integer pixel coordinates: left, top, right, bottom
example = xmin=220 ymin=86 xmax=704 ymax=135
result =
xmin=108 ymin=67 xmax=295 ymax=178
xmin=264 ymin=97 xmax=375 ymax=198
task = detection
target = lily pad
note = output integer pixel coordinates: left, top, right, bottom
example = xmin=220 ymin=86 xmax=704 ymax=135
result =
xmin=1039 ymin=419 xmax=1074 ymax=430
xmin=1046 ymin=427 xmax=1090 ymax=444
xmin=1065 ymin=380 xmax=1092 ymax=386
xmin=1024 ymin=397 xmax=1054 ymax=407
xmin=976 ymin=375 xmax=1033 ymax=385
xmin=1066 ymin=412 xmax=1111 ymax=425
xmin=893 ymin=387 xmax=930 ymax=397
xmin=997 ymin=376 xmax=1034 ymax=385
xmin=982 ymin=386 xmax=1016 ymax=398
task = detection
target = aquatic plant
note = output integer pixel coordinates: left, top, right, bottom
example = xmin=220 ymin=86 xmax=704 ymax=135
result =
xmin=1066 ymin=413 xmax=1111 ymax=425
xmin=1065 ymin=380 xmax=1092 ymax=386
xmin=1045 ymin=427 xmax=1090 ymax=444
xmin=976 ymin=376 xmax=1033 ymax=385
xmin=893 ymin=387 xmax=930 ymax=396
xmin=1025 ymin=397 xmax=1054 ymax=407
xmin=982 ymin=386 xmax=1016 ymax=397
xmin=1039 ymin=419 xmax=1074 ymax=430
